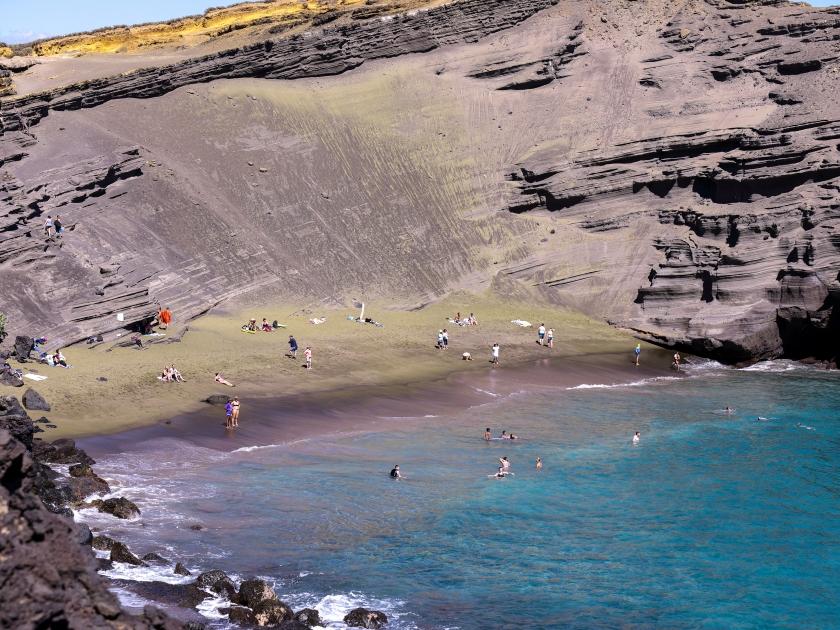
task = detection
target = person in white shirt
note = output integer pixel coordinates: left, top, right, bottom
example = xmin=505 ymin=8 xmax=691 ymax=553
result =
xmin=633 ymin=431 xmax=640 ymax=444
xmin=492 ymin=343 xmax=499 ymax=364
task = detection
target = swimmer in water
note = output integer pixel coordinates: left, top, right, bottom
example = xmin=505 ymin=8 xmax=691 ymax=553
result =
xmin=500 ymin=456 xmax=510 ymax=469
xmin=484 ymin=428 xmax=492 ymax=440
xmin=501 ymin=431 xmax=510 ymax=439
xmin=509 ymin=434 xmax=519 ymax=440
xmin=758 ymin=416 xmax=769 ymax=421
xmin=536 ymin=457 xmax=542 ymax=469
xmin=726 ymin=407 xmax=731 ymax=413
xmin=633 ymin=431 xmax=640 ymax=443
xmin=390 ymin=465 xmax=401 ymax=479
xmin=495 ymin=466 xmax=507 ymax=479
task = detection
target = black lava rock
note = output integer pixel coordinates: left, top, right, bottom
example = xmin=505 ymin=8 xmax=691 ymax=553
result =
xmin=344 ymin=607 xmax=389 ymax=629
xmin=174 ymin=563 xmax=192 ymax=576
xmin=77 ymin=523 xmax=93 ymax=546
xmin=22 ymin=388 xmax=50 ymax=411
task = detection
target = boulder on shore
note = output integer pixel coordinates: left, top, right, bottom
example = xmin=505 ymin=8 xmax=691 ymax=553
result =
xmin=31 ymin=437 xmax=96 ymax=465
xmin=110 ymin=541 xmax=147 ymax=566
xmin=344 ymin=607 xmax=389 ymax=629
xmin=22 ymin=388 xmax=50 ymax=411
xmin=142 ymin=552 xmax=169 ymax=563
xmin=0 ymin=395 xmax=34 ymax=449
xmin=293 ymin=608 xmax=321 ymax=627
xmin=251 ymin=599 xmax=293 ymax=627
xmin=77 ymin=523 xmax=93 ymax=546
xmin=0 ymin=371 xmax=23 ymax=387
xmin=237 ymin=579 xmax=277 ymax=608
xmin=92 ymin=535 xmax=116 ymax=551
xmin=205 ymin=394 xmax=230 ymax=405
xmin=69 ymin=463 xmax=95 ymax=477
xmin=13 ymin=335 xmax=33 ymax=363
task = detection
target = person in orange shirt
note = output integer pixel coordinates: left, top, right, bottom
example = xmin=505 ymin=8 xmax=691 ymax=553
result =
xmin=158 ymin=307 xmax=171 ymax=330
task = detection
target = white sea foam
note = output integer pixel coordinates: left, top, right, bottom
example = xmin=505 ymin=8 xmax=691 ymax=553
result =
xmin=742 ymin=360 xmax=803 ymax=373
xmin=567 ymin=377 xmax=680 ymax=390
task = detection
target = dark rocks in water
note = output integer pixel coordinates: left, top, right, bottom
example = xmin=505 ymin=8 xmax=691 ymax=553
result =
xmin=228 ymin=607 xmax=253 ymax=624
xmin=77 ymin=523 xmax=93 ymax=546
xmin=0 ymin=395 xmax=34 ymax=449
xmin=174 ymin=562 xmax=192 ymax=576
xmin=22 ymin=388 xmax=50 ymax=411
xmin=31 ymin=437 xmax=96 ymax=465
xmin=110 ymin=541 xmax=147 ymax=566
xmin=279 ymin=620 xmax=311 ymax=630
xmin=189 ymin=524 xmax=206 ymax=531
xmin=112 ymin=579 xmax=212 ymax=609
xmin=344 ymin=607 xmax=389 ymax=629
xmin=69 ymin=462 xmax=95 ymax=477
xmin=0 ymin=428 xmax=178 ymax=629
xmin=92 ymin=534 xmax=116 ymax=551
xmin=237 ymin=578 xmax=277 ymax=608
xmin=205 ymin=394 xmax=230 ymax=405
xmin=184 ymin=622 xmax=207 ymax=630
xmin=293 ymin=608 xmax=321 ymax=627
xmin=142 ymin=552 xmax=170 ymax=563
xmin=98 ymin=557 xmax=115 ymax=571
xmin=195 ymin=569 xmax=231 ymax=590
xmin=94 ymin=496 xmax=141 ymax=519
xmin=0 ymin=371 xmax=24 ymax=387
xmin=13 ymin=335 xmax=33 ymax=363
xmin=251 ymin=600 xmax=293 ymax=626
xmin=65 ymin=475 xmax=111 ymax=502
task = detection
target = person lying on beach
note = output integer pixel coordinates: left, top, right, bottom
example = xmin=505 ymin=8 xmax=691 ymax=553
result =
xmin=215 ymin=373 xmax=234 ymax=387
xmin=500 ymin=457 xmax=510 ymax=469
xmin=462 ymin=352 xmax=473 ymax=361
xmin=484 ymin=428 xmax=492 ymax=440
xmin=261 ymin=318 xmax=272 ymax=332
xmin=390 ymin=465 xmax=401 ymax=479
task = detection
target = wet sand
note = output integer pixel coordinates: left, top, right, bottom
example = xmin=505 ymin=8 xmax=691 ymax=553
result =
xmin=79 ymin=349 xmax=683 ymax=458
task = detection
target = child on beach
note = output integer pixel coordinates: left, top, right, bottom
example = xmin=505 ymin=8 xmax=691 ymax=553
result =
xmin=635 ymin=344 xmax=641 ymax=365
xmin=305 ymin=346 xmax=312 ymax=370
xmin=547 ymin=328 xmax=554 ymax=348
xmin=492 ymin=343 xmax=499 ymax=364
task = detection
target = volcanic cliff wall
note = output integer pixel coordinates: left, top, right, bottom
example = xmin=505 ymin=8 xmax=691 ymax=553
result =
xmin=2 ymin=0 xmax=840 ymax=362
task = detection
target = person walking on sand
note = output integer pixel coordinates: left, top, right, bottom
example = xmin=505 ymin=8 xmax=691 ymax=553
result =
xmin=54 ymin=214 xmax=63 ymax=236
xmin=288 ymin=335 xmax=298 ymax=358
xmin=538 ymin=324 xmax=546 ymax=346
xmin=231 ymin=397 xmax=241 ymax=427
xmin=492 ymin=343 xmax=499 ymax=365
xmin=159 ymin=307 xmax=171 ymax=331
xmin=547 ymin=328 xmax=554 ymax=348
xmin=224 ymin=398 xmax=233 ymax=429
xmin=634 ymin=344 xmax=641 ymax=366
xmin=305 ymin=345 xmax=312 ymax=370
xmin=536 ymin=457 xmax=542 ymax=469
xmin=442 ymin=329 xmax=449 ymax=350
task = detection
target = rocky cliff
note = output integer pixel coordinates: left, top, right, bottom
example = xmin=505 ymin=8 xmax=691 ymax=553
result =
xmin=2 ymin=0 xmax=840 ymax=362
xmin=0 ymin=428 xmax=182 ymax=629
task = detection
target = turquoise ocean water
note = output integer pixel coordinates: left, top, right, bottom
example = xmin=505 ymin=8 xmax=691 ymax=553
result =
xmin=78 ymin=360 xmax=840 ymax=629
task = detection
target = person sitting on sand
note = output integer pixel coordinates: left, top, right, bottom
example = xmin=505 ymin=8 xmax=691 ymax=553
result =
xmin=215 ymin=373 xmax=234 ymax=387
xmin=161 ymin=366 xmax=172 ymax=381
xmin=170 ymin=364 xmax=186 ymax=382
xmin=462 ymin=352 xmax=473 ymax=361
xmin=261 ymin=318 xmax=272 ymax=332
xmin=500 ymin=456 xmax=510 ymax=468
xmin=53 ymin=349 xmax=68 ymax=367
xmin=469 ymin=313 xmax=477 ymax=326
xmin=455 ymin=312 xmax=461 ymax=324
xmin=484 ymin=428 xmax=492 ymax=440
xmin=248 ymin=318 xmax=257 ymax=332
xmin=390 ymin=465 xmax=401 ymax=479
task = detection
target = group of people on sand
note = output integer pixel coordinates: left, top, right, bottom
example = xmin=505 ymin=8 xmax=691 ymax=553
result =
xmin=243 ymin=318 xmax=276 ymax=332
xmin=160 ymin=364 xmax=186 ymax=382
xmin=47 ymin=348 xmax=69 ymax=368
xmin=452 ymin=312 xmax=478 ymax=326
xmin=224 ymin=397 xmax=241 ymax=429
xmin=537 ymin=324 xmax=554 ymax=348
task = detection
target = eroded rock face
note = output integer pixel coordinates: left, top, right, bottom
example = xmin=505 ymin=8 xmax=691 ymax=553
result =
xmin=0 ymin=429 xmax=181 ymax=629
xmin=0 ymin=395 xmax=34 ymax=449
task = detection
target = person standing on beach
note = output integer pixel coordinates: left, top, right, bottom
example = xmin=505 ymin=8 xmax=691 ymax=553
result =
xmin=288 ymin=335 xmax=298 ymax=358
xmin=492 ymin=343 xmax=499 ymax=364
xmin=442 ymin=329 xmax=449 ymax=350
xmin=673 ymin=352 xmax=681 ymax=371
xmin=634 ymin=344 xmax=641 ymax=365
xmin=538 ymin=324 xmax=546 ymax=346
xmin=224 ymin=399 xmax=233 ymax=429
xmin=159 ymin=307 xmax=171 ymax=331
xmin=547 ymin=328 xmax=554 ymax=349
xmin=437 ymin=330 xmax=444 ymax=349
xmin=305 ymin=345 xmax=312 ymax=370
xmin=44 ymin=215 xmax=53 ymax=238
xmin=231 ymin=397 xmax=241 ymax=427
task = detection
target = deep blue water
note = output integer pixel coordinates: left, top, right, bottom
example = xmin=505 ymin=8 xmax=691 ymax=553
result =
xmin=78 ymin=360 xmax=840 ymax=629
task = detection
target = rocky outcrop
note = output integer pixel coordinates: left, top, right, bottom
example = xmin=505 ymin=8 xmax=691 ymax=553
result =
xmin=344 ymin=607 xmax=389 ymax=629
xmin=292 ymin=608 xmax=321 ymax=627
xmin=92 ymin=496 xmax=141 ymax=519
xmin=0 ymin=428 xmax=182 ymax=629
xmin=237 ymin=579 xmax=278 ymax=608
xmin=32 ymin=437 xmax=96 ymax=465
xmin=111 ymin=541 xmax=148 ymax=566
xmin=22 ymin=387 xmax=50 ymax=411
xmin=0 ymin=394 xmax=34 ymax=448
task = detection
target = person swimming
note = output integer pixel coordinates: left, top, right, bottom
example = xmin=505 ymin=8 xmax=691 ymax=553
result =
xmin=501 ymin=431 xmax=510 ymax=439
xmin=484 ymin=428 xmax=492 ymax=440
xmin=500 ymin=456 xmax=510 ymax=469
xmin=495 ymin=466 xmax=507 ymax=479
xmin=509 ymin=433 xmax=519 ymax=440
xmin=633 ymin=431 xmax=640 ymax=443
xmin=390 ymin=465 xmax=401 ymax=479
xmin=758 ymin=416 xmax=769 ymax=421
xmin=726 ymin=407 xmax=732 ymax=412
xmin=536 ymin=457 xmax=542 ymax=469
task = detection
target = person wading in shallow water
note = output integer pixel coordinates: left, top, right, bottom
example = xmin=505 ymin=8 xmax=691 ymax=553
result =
xmin=231 ymin=397 xmax=241 ymax=427
xmin=390 ymin=465 xmax=401 ymax=479
xmin=225 ymin=399 xmax=233 ymax=429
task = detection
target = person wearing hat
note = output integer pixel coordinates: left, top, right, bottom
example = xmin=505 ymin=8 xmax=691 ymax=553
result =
xmin=635 ymin=343 xmax=641 ymax=365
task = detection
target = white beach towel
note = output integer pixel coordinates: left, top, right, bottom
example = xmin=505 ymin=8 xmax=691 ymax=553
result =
xmin=510 ymin=319 xmax=532 ymax=327
xmin=24 ymin=374 xmax=48 ymax=381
